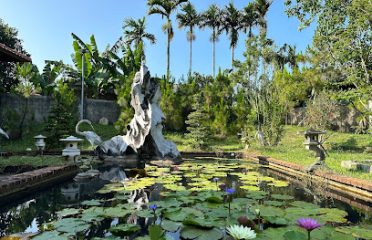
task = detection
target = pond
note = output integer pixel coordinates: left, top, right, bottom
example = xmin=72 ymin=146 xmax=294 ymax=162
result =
xmin=1 ymin=157 xmax=372 ymax=240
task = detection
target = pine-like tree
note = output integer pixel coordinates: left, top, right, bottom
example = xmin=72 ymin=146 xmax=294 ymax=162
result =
xmin=185 ymin=94 xmax=209 ymax=149
xmin=45 ymin=83 xmax=77 ymax=148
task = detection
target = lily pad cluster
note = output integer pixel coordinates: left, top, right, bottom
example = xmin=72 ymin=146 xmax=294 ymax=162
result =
xmin=31 ymin=160 xmax=372 ymax=240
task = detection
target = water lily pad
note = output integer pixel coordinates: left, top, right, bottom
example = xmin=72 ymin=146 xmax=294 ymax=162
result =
xmin=183 ymin=217 xmax=215 ymax=229
xmin=92 ymin=237 xmax=122 ymax=240
xmin=53 ymin=218 xmax=90 ymax=234
xmin=57 ymin=208 xmax=81 ymax=218
xmin=255 ymin=226 xmax=298 ymax=240
xmin=150 ymin=199 xmax=182 ymax=208
xmin=81 ymin=199 xmax=103 ymax=206
xmin=163 ymin=184 xmax=186 ymax=191
xmin=161 ymin=220 xmax=181 ymax=232
xmin=240 ymin=185 xmax=260 ymax=191
xmin=246 ymin=191 xmax=268 ymax=200
xmin=100 ymin=207 xmax=132 ymax=218
xmin=316 ymin=208 xmax=347 ymax=223
xmin=81 ymin=207 xmax=105 ymax=222
xmin=149 ymin=224 xmax=165 ymax=240
xmin=265 ymin=216 xmax=289 ymax=226
xmin=290 ymin=201 xmax=319 ymax=209
xmin=32 ymin=231 xmax=71 ymax=240
xmin=180 ymin=226 xmax=222 ymax=240
xmin=271 ymin=194 xmax=294 ymax=201
xmin=264 ymin=200 xmax=284 ymax=207
xmin=110 ymin=224 xmax=141 ymax=235
xmin=335 ymin=226 xmax=372 ymax=239
xmin=259 ymin=206 xmax=285 ymax=217
xmin=268 ymin=180 xmax=288 ymax=187
xmin=282 ymin=230 xmax=306 ymax=240
xmin=197 ymin=191 xmax=224 ymax=202
xmin=164 ymin=207 xmax=204 ymax=222
xmin=136 ymin=209 xmax=154 ymax=218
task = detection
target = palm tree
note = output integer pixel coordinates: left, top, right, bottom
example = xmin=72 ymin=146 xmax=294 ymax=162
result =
xmin=199 ymin=4 xmax=222 ymax=77
xmin=220 ymin=2 xmax=242 ymax=67
xmin=240 ymin=3 xmax=258 ymax=37
xmin=286 ymin=45 xmax=298 ymax=69
xmin=123 ymin=17 xmax=156 ymax=49
xmin=147 ymin=0 xmax=188 ymax=80
xmin=254 ymin=0 xmax=272 ymax=37
xmin=176 ymin=2 xmax=200 ymax=75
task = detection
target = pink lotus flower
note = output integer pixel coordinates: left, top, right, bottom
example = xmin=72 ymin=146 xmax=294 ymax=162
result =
xmin=297 ymin=218 xmax=321 ymax=240
xmin=297 ymin=218 xmax=321 ymax=231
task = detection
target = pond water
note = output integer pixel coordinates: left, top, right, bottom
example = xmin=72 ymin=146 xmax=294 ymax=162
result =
xmin=0 ymin=157 xmax=371 ymax=239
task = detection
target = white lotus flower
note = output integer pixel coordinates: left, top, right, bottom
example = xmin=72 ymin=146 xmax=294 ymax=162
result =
xmin=226 ymin=225 xmax=256 ymax=239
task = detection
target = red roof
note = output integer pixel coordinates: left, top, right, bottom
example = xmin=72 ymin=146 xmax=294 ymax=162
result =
xmin=0 ymin=43 xmax=32 ymax=62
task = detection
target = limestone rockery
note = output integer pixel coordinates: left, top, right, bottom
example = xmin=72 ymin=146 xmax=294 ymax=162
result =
xmin=87 ymin=64 xmax=181 ymax=161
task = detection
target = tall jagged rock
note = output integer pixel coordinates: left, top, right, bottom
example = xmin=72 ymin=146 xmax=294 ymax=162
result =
xmin=96 ymin=64 xmax=180 ymax=161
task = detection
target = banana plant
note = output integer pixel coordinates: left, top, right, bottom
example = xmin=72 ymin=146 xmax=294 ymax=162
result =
xmin=42 ymin=60 xmax=67 ymax=95
xmin=70 ymin=33 xmax=113 ymax=98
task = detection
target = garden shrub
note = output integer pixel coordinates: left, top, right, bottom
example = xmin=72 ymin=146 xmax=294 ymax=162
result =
xmin=185 ymin=94 xmax=210 ymax=149
xmin=45 ymin=82 xmax=77 ymax=148
xmin=304 ymin=91 xmax=338 ymax=131
xmin=257 ymin=83 xmax=286 ymax=146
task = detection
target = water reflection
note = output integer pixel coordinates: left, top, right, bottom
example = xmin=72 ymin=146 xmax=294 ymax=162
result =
xmin=0 ymin=160 xmax=371 ymax=238
xmin=0 ymin=164 xmax=127 ymax=237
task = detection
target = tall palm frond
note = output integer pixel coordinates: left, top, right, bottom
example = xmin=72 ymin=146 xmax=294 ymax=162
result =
xmin=177 ymin=2 xmax=200 ymax=74
xmin=147 ymin=0 xmax=188 ymax=80
xmin=123 ymin=17 xmax=156 ymax=47
xmin=199 ymin=4 xmax=222 ymax=76
xmin=241 ymin=3 xmax=258 ymax=37
xmin=220 ymin=2 xmax=243 ymax=66
xmin=254 ymin=0 xmax=272 ymax=37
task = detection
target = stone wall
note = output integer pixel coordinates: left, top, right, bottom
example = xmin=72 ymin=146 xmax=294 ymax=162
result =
xmin=0 ymin=93 xmax=120 ymax=125
xmin=288 ymin=105 xmax=361 ymax=132
xmin=85 ymin=98 xmax=120 ymax=124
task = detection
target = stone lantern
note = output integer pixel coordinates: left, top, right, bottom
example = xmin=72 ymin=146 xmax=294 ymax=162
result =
xmin=303 ymin=129 xmax=326 ymax=150
xmin=60 ymin=136 xmax=83 ymax=160
xmin=303 ymin=128 xmax=327 ymax=172
xmin=34 ymin=135 xmax=47 ymax=154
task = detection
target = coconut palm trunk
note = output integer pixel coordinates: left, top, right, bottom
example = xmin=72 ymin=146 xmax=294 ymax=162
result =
xmin=231 ymin=47 xmax=235 ymax=67
xmin=167 ymin=19 xmax=171 ymax=80
xmin=189 ymin=37 xmax=192 ymax=75
xmin=213 ymin=37 xmax=216 ymax=77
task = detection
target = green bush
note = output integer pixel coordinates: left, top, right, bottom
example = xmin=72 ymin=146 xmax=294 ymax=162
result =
xmin=45 ymin=82 xmax=77 ymax=148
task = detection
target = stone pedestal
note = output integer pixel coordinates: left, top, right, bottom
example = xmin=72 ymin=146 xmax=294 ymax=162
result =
xmin=60 ymin=136 xmax=83 ymax=160
xmin=341 ymin=160 xmax=372 ymax=173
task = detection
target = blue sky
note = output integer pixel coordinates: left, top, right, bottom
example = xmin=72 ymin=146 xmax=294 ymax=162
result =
xmin=0 ymin=0 xmax=315 ymax=79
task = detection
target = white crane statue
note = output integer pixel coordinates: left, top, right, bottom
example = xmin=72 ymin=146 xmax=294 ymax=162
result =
xmin=75 ymin=120 xmax=102 ymax=147
xmin=0 ymin=127 xmax=9 ymax=139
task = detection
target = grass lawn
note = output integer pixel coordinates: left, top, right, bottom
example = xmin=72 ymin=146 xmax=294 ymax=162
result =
xmin=164 ymin=132 xmax=243 ymax=152
xmin=1 ymin=123 xmax=371 ymax=180
xmin=167 ymin=126 xmax=372 ymax=180
xmin=0 ymin=156 xmax=66 ymax=168
xmin=246 ymin=126 xmax=372 ymax=181
xmin=0 ymin=123 xmax=120 ymax=152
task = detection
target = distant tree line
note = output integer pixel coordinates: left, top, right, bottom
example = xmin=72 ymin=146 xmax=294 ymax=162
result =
xmin=0 ymin=0 xmax=370 ymax=147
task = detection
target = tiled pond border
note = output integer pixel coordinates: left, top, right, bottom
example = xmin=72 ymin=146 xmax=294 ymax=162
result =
xmin=0 ymin=165 xmax=79 ymax=205
xmin=246 ymin=154 xmax=372 ymax=197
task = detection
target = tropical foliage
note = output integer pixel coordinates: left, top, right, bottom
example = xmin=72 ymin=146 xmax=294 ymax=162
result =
xmin=45 ymin=82 xmax=78 ymax=148
xmin=0 ymin=18 xmax=29 ymax=93
xmin=147 ymin=0 xmax=188 ymax=80
xmin=1 ymin=0 xmax=370 ymax=141
xmin=176 ymin=2 xmax=200 ymax=75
